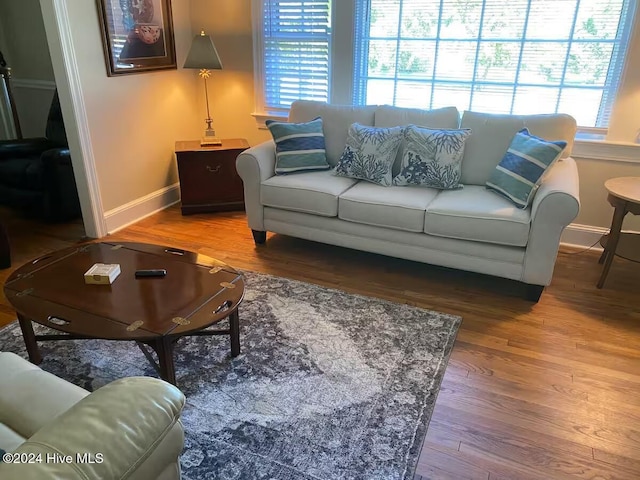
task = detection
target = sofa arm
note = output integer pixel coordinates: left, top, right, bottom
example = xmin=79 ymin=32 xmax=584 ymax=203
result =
xmin=0 ymin=377 xmax=185 ymax=480
xmin=522 ymin=157 xmax=580 ymax=285
xmin=236 ymin=140 xmax=276 ymax=232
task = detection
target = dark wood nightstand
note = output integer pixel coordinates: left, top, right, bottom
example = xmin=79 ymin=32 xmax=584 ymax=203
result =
xmin=175 ymin=139 xmax=250 ymax=215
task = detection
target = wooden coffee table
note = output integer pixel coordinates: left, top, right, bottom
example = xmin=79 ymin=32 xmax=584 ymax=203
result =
xmin=3 ymin=242 xmax=245 ymax=385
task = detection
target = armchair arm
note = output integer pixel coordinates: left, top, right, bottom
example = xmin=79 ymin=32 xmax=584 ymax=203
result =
xmin=0 ymin=377 xmax=185 ymax=480
xmin=236 ymin=140 xmax=277 ymax=231
xmin=522 ymin=157 xmax=580 ymax=285
xmin=0 ymin=138 xmax=58 ymax=160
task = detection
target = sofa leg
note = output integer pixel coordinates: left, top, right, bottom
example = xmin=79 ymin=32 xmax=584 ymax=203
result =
xmin=251 ymin=230 xmax=267 ymax=245
xmin=524 ymin=284 xmax=544 ymax=303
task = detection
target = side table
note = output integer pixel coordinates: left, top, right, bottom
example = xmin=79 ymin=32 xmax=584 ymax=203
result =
xmin=175 ymin=138 xmax=250 ymax=215
xmin=597 ymin=177 xmax=640 ymax=288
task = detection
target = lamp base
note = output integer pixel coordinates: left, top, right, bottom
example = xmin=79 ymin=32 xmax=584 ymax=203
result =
xmin=200 ymin=137 xmax=222 ymax=146
xmin=201 ymin=127 xmax=222 ymax=146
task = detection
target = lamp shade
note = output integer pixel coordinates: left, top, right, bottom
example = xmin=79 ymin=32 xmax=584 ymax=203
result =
xmin=183 ymin=31 xmax=223 ymax=70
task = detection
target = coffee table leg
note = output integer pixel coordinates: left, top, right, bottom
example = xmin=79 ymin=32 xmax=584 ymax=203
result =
xmin=18 ymin=314 xmax=42 ymax=364
xmin=154 ymin=337 xmax=177 ymax=385
xmin=229 ymin=309 xmax=240 ymax=357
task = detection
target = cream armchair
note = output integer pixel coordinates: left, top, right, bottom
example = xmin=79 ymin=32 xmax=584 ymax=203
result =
xmin=0 ymin=352 xmax=185 ymax=480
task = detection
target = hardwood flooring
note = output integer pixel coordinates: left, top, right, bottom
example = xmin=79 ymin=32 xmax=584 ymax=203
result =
xmin=1 ymin=205 xmax=639 ymax=480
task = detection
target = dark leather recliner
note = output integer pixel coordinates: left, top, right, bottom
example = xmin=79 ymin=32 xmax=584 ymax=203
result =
xmin=0 ymin=91 xmax=81 ymax=222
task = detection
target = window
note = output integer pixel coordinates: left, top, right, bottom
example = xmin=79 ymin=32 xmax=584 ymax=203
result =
xmin=254 ymin=0 xmax=637 ymax=130
xmin=353 ymin=0 xmax=635 ymax=128
xmin=253 ymin=0 xmax=331 ymax=116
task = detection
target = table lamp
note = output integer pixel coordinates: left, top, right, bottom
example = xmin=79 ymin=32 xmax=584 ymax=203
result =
xmin=184 ymin=30 xmax=223 ymax=146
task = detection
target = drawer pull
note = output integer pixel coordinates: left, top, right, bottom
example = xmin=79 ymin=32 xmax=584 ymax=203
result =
xmin=206 ymin=164 xmax=221 ymax=174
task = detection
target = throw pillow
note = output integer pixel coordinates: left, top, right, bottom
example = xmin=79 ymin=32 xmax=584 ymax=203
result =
xmin=266 ymin=117 xmax=330 ymax=175
xmin=393 ymin=125 xmax=472 ymax=189
xmin=486 ymin=128 xmax=567 ymax=208
xmin=334 ymin=123 xmax=404 ymax=186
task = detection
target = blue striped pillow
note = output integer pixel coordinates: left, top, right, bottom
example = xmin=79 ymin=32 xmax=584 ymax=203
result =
xmin=486 ymin=128 xmax=567 ymax=208
xmin=266 ymin=117 xmax=330 ymax=175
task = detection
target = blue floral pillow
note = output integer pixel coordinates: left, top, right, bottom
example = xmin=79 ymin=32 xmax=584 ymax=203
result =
xmin=393 ymin=125 xmax=472 ymax=189
xmin=334 ymin=123 xmax=404 ymax=186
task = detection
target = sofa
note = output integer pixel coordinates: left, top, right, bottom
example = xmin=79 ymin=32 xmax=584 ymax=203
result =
xmin=0 ymin=352 xmax=185 ymax=480
xmin=236 ymin=101 xmax=580 ymax=301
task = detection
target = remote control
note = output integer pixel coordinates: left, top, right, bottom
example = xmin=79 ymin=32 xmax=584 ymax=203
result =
xmin=135 ymin=269 xmax=167 ymax=278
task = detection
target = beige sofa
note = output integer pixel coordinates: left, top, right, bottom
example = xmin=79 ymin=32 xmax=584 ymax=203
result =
xmin=236 ymin=101 xmax=580 ymax=301
xmin=0 ymin=352 xmax=185 ymax=480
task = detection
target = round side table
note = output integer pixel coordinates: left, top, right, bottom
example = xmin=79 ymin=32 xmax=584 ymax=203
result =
xmin=597 ymin=177 xmax=640 ymax=288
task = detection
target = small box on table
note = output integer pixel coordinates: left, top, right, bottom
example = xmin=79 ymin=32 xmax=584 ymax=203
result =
xmin=84 ymin=263 xmax=121 ymax=285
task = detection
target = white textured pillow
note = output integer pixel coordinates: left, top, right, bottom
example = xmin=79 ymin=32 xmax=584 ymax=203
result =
xmin=393 ymin=125 xmax=472 ymax=189
xmin=333 ymin=123 xmax=404 ymax=186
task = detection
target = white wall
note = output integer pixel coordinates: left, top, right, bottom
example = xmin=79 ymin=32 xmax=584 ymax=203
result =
xmin=40 ymin=0 xmax=201 ymax=217
xmin=573 ymin=158 xmax=640 ymax=232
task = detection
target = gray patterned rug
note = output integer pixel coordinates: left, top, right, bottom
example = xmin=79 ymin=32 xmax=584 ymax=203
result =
xmin=0 ymin=271 xmax=461 ymax=480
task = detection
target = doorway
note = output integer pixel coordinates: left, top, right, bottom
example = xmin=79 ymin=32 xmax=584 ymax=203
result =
xmin=0 ymin=0 xmax=88 ymax=267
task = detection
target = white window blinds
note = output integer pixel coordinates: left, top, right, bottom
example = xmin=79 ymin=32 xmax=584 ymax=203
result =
xmin=352 ymin=0 xmax=636 ymax=128
xmin=259 ymin=0 xmax=331 ymax=113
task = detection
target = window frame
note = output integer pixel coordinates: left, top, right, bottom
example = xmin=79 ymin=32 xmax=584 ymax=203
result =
xmin=350 ymin=0 xmax=636 ymax=131
xmin=251 ymin=0 xmax=333 ymax=124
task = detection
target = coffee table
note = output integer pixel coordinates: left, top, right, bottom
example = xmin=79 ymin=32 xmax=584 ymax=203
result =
xmin=3 ymin=242 xmax=245 ymax=385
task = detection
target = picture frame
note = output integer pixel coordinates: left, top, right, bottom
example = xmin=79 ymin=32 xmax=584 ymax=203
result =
xmin=96 ymin=0 xmax=177 ymax=76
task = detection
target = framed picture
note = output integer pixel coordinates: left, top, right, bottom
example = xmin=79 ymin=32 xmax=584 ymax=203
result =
xmin=96 ymin=0 xmax=176 ymax=76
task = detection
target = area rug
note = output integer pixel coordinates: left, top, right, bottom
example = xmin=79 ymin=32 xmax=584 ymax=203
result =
xmin=0 ymin=271 xmax=461 ymax=480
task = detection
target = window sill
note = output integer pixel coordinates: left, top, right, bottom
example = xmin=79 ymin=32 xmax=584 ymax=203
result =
xmin=251 ymin=111 xmax=288 ymax=130
xmin=572 ymin=139 xmax=640 ymax=163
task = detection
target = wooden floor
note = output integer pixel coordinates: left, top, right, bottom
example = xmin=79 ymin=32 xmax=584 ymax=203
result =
xmin=1 ymin=205 xmax=639 ymax=480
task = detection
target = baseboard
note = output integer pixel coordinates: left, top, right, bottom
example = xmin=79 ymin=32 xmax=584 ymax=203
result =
xmin=104 ymin=183 xmax=180 ymax=234
xmin=560 ymin=224 xmax=607 ymax=251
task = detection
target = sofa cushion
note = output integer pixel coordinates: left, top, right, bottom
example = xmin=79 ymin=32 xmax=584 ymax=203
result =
xmin=374 ymin=105 xmax=460 ymax=129
xmin=339 ymin=182 xmax=439 ymax=232
xmin=0 ymin=157 xmax=43 ymax=190
xmin=460 ymin=111 xmax=577 ymax=185
xmin=334 ymin=124 xmax=404 ymax=186
xmin=486 ymin=128 xmax=566 ymax=208
xmin=424 ymin=185 xmax=531 ymax=247
xmin=289 ymin=101 xmax=377 ymax=166
xmin=393 ymin=126 xmax=472 ymax=189
xmin=261 ymin=170 xmax=358 ymax=217
xmin=266 ymin=117 xmax=330 ymax=174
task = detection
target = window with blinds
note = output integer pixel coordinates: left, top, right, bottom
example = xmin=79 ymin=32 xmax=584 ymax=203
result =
xmin=259 ymin=0 xmax=331 ymax=113
xmin=353 ymin=0 xmax=635 ymax=128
